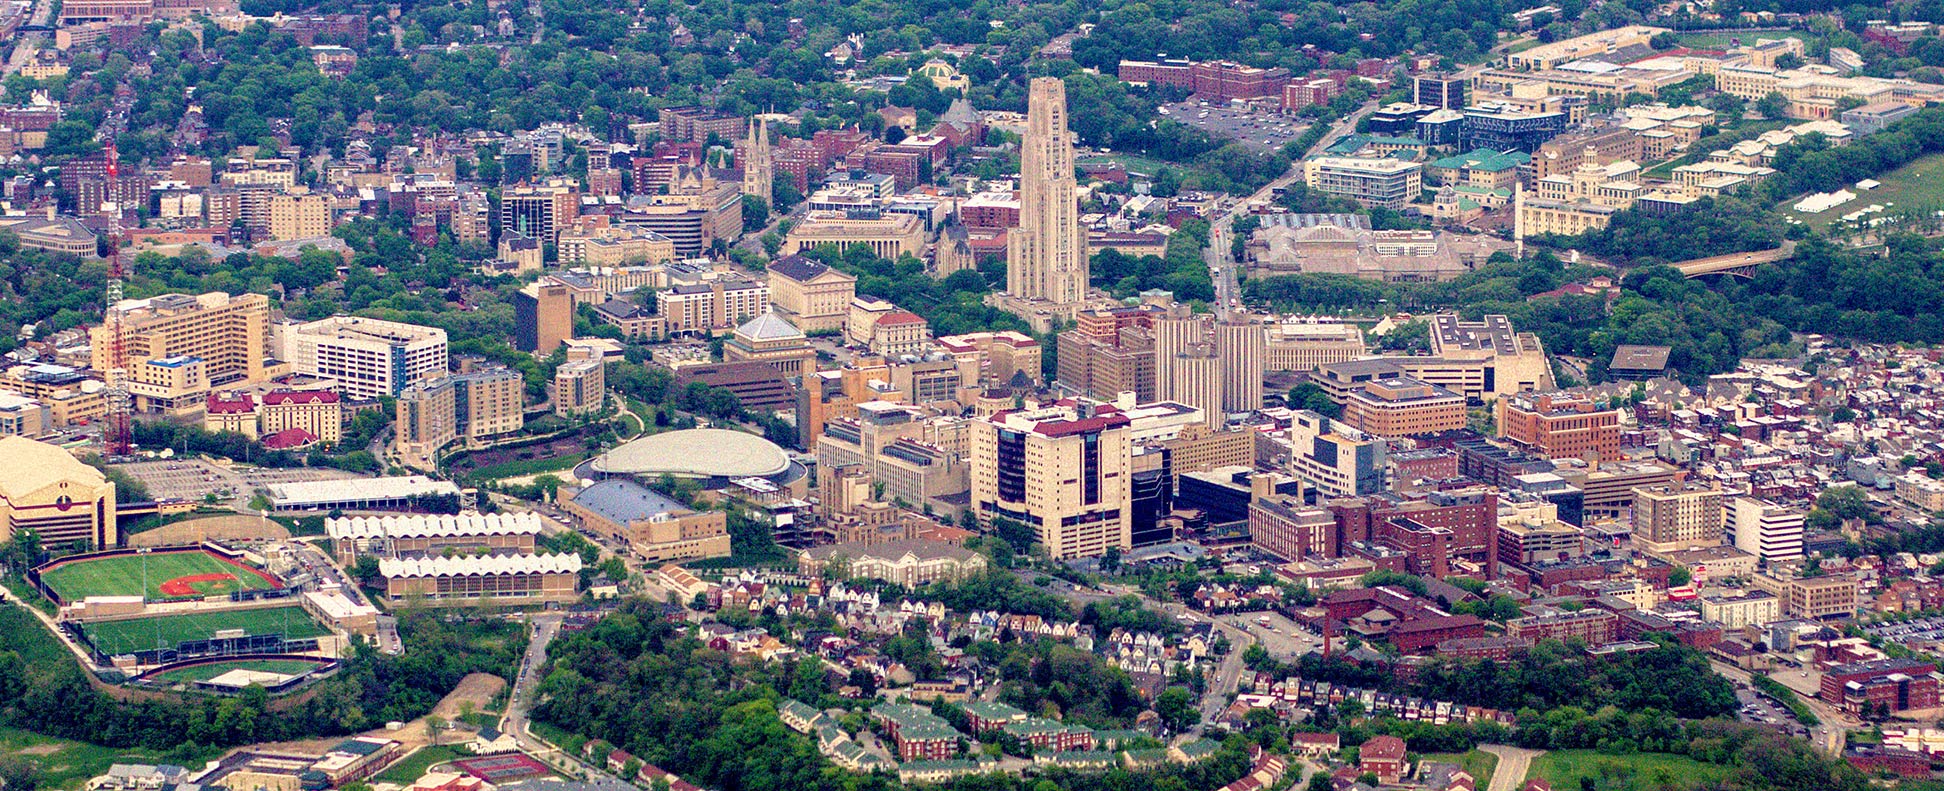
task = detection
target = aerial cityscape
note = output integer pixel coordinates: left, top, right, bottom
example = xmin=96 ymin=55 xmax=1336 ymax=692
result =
xmin=8 ymin=2 xmax=1944 ymax=791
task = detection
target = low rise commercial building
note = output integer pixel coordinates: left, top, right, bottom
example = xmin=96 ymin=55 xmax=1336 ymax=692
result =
xmin=563 ymin=478 xmax=731 ymax=563
xmin=377 ymin=553 xmax=582 ymax=605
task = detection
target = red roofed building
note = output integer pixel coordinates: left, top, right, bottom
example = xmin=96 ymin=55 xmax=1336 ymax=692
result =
xmin=636 ymin=764 xmax=703 ymax=791
xmin=260 ymin=389 xmax=343 ymax=446
xmin=261 ymin=427 xmax=320 ymax=450
xmin=204 ymin=393 xmax=259 ymax=438
xmin=1359 ymin=735 xmax=1408 ymax=783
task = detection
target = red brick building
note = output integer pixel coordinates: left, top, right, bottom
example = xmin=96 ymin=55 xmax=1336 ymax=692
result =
xmin=1846 ymin=747 xmax=1931 ymax=778
xmin=1190 ymin=61 xmax=1291 ymax=101
xmin=1822 ymin=659 xmax=1941 ymax=715
xmin=1117 ymin=59 xmax=1194 ymax=89
xmin=1389 ymin=614 xmax=1487 ymax=654
xmin=1359 ymin=735 xmax=1408 ymax=783
xmin=1506 ymin=610 xmax=1618 ymax=645
xmin=1437 ymin=635 xmax=1531 ymax=660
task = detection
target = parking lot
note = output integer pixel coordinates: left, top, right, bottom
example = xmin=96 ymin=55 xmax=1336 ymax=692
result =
xmin=1735 ymin=685 xmax=1810 ymax=740
xmin=1865 ymin=616 xmax=1944 ymax=652
xmin=1160 ymin=101 xmax=1308 ymax=152
xmin=116 ymin=459 xmax=359 ymax=505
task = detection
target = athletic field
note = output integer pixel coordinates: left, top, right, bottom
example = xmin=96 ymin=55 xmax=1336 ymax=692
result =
xmin=39 ymin=550 xmax=280 ymax=602
xmin=150 ymin=658 xmax=325 ymax=683
xmin=80 ymin=607 xmax=328 ymax=656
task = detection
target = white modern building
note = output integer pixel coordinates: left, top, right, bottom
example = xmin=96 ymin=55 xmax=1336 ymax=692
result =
xmin=280 ymin=316 xmax=449 ymax=400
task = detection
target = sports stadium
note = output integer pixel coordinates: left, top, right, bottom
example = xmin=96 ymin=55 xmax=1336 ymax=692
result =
xmin=30 ymin=543 xmax=337 ymax=672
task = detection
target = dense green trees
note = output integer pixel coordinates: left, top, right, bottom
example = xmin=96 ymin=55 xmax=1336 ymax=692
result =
xmin=0 ymin=604 xmax=519 ymax=752
xmin=534 ymin=600 xmax=1255 ymax=791
xmin=1555 ymin=195 xmax=1781 ymax=264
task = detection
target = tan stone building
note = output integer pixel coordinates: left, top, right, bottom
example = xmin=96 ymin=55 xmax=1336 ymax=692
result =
xmin=765 ymin=255 xmax=857 ymax=333
xmin=0 ymin=436 xmax=116 ymax=549
xmin=783 ymin=213 xmax=925 ymax=260
xmin=93 ymin=292 xmax=272 ymax=384
xmin=722 ymin=312 xmax=818 ymax=380
xmin=970 ymin=399 xmax=1132 ymax=560
xmin=268 ymin=191 xmax=332 ymax=240
xmin=563 ymin=478 xmax=731 ymax=563
xmin=869 ymin=311 xmax=931 ymax=357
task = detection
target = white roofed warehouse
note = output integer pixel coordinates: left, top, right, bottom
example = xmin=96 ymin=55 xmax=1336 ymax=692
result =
xmin=376 ymin=552 xmax=582 ymax=605
xmin=266 ymin=475 xmax=460 ymax=512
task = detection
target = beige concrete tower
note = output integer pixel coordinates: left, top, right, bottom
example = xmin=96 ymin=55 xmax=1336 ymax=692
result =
xmin=1007 ymin=77 xmax=1086 ymax=306
xmin=1215 ymin=317 xmax=1265 ymax=413
xmin=742 ymin=119 xmax=773 ymax=206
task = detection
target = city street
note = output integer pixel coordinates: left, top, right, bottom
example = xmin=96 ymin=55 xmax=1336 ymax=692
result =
xmin=1480 ymin=745 xmax=1544 ymax=791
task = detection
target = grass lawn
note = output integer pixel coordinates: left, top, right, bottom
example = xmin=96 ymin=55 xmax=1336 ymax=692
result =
xmin=373 ymin=745 xmax=466 ymax=784
xmin=0 ymin=727 xmax=218 ymax=790
xmin=81 ymin=606 xmax=329 ymax=656
xmin=1421 ymin=750 xmax=1497 ymax=788
xmin=1677 ymin=29 xmax=1815 ymax=48
xmin=1529 ymin=750 xmax=1732 ymax=791
xmin=40 ymin=550 xmax=279 ymax=601
xmin=150 ymin=658 xmax=324 ymax=683
xmin=1782 ymin=151 xmax=1944 ymax=229
xmin=466 ymin=454 xmax=587 ymax=481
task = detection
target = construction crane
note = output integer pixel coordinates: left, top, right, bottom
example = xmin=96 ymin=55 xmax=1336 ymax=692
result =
xmin=102 ymin=136 xmax=131 ymax=457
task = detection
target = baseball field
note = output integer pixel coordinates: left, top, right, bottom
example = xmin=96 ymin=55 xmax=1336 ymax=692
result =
xmin=80 ymin=607 xmax=329 ymax=656
xmin=38 ymin=549 xmax=281 ymax=602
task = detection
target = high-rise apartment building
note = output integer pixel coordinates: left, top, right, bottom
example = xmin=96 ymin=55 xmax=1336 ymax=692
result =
xmin=1214 ymin=318 xmax=1264 ymax=413
xmin=1632 ymin=483 xmax=1724 ymax=553
xmin=970 ymin=399 xmax=1132 ymax=560
xmin=656 ymin=277 xmax=770 ymax=336
xmin=1732 ymin=497 xmax=1805 ymax=564
xmin=499 ymin=180 xmax=579 ymax=243
xmin=394 ymin=368 xmax=524 ymax=462
xmin=553 ymin=357 xmax=605 ymax=416
xmin=1150 ymin=306 xmax=1260 ymax=424
xmin=268 ymin=191 xmax=332 ymax=240
xmin=514 ymin=280 xmax=573 ymax=356
xmin=998 ymin=78 xmax=1087 ymax=325
xmin=283 ymin=316 xmax=449 ymax=400
xmin=92 ymin=292 xmax=272 ymax=385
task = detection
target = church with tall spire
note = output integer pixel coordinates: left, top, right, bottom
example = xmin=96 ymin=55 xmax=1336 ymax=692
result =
xmin=741 ymin=118 xmax=773 ymax=206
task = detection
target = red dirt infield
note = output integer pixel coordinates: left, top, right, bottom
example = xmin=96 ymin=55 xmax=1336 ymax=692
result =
xmin=159 ymin=572 xmax=242 ymax=597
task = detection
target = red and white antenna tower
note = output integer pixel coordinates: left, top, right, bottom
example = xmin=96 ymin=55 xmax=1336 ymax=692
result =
xmin=102 ymin=136 xmax=131 ymax=457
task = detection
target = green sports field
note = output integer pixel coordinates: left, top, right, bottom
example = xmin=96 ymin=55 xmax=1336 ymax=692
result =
xmin=81 ymin=607 xmax=329 ymax=656
xmin=150 ymin=658 xmax=325 ymax=683
xmin=39 ymin=550 xmax=280 ymax=602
